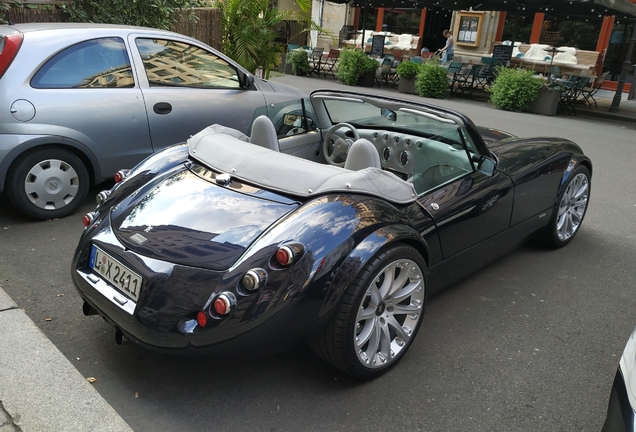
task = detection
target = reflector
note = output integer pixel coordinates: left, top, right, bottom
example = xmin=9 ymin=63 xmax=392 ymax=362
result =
xmin=197 ymin=311 xmax=207 ymax=327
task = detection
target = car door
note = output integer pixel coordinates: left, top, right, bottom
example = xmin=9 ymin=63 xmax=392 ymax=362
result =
xmin=128 ymin=35 xmax=266 ymax=150
xmin=411 ymin=130 xmax=514 ymax=259
xmin=27 ymin=36 xmax=152 ymax=180
xmin=251 ymin=98 xmax=324 ymax=162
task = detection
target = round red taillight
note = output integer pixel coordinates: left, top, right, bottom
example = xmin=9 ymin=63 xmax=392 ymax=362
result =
xmin=82 ymin=212 xmax=95 ymax=227
xmin=275 ymin=246 xmax=293 ymax=266
xmin=213 ymin=295 xmax=231 ymax=315
xmin=196 ymin=311 xmax=207 ymax=327
xmin=113 ymin=170 xmax=128 ymax=183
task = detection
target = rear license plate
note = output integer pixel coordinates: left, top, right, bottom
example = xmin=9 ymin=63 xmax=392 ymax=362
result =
xmin=90 ymin=246 xmax=143 ymax=301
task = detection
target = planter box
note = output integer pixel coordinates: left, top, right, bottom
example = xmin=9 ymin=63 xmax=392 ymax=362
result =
xmin=398 ymin=76 xmax=417 ymax=94
xmin=527 ymin=88 xmax=560 ymax=116
xmin=358 ymin=69 xmax=376 ymax=87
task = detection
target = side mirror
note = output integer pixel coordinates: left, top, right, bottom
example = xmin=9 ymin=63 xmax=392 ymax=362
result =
xmin=472 ymin=154 xmax=497 ymax=176
xmin=238 ymin=70 xmax=255 ymax=89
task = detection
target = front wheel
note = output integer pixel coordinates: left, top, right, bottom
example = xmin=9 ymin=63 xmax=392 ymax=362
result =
xmin=312 ymin=243 xmax=427 ymax=379
xmin=6 ymin=147 xmax=90 ymax=220
xmin=540 ymin=165 xmax=591 ymax=248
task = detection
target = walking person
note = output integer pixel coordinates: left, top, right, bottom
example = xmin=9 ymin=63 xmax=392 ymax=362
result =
xmin=439 ymin=30 xmax=454 ymax=63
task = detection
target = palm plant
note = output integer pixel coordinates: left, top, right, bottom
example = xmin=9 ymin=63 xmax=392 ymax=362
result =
xmin=217 ymin=0 xmax=284 ymax=79
xmin=217 ymin=0 xmax=329 ymax=79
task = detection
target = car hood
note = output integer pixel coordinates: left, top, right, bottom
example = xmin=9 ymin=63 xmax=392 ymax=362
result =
xmin=257 ymin=78 xmax=307 ymax=98
xmin=111 ymin=166 xmax=298 ymax=271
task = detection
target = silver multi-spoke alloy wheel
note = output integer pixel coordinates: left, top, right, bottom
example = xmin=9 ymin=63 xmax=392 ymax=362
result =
xmin=354 ymin=258 xmax=425 ymax=369
xmin=25 ymin=158 xmax=80 ymax=210
xmin=556 ymin=172 xmax=589 ymax=242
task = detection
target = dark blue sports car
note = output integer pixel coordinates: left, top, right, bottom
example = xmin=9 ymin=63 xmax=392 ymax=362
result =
xmin=72 ymin=90 xmax=592 ymax=378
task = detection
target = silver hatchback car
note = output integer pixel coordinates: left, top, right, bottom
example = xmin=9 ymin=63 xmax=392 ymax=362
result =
xmin=0 ymin=23 xmax=306 ymax=219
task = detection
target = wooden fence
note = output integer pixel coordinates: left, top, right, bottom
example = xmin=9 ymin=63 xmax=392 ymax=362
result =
xmin=3 ymin=4 xmax=222 ymax=49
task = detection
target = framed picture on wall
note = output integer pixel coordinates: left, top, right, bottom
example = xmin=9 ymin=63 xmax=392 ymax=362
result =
xmin=456 ymin=12 xmax=482 ymax=47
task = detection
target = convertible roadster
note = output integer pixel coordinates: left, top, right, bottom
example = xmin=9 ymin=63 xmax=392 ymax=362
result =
xmin=72 ymin=90 xmax=591 ymax=378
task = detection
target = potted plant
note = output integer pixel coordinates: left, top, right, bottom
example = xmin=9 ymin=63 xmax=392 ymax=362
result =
xmin=286 ymin=49 xmax=311 ymax=76
xmin=488 ymin=66 xmax=544 ymax=112
xmin=526 ymin=80 xmax=562 ymax=116
xmin=336 ymin=48 xmax=378 ymax=87
xmin=415 ymin=60 xmax=449 ymax=99
xmin=396 ymin=61 xmax=422 ymax=94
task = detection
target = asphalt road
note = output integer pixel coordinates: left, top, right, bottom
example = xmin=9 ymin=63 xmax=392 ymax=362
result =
xmin=1 ymin=76 xmax=635 ymax=432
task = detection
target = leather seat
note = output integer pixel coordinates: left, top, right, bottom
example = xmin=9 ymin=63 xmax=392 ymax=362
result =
xmin=344 ymin=138 xmax=381 ymax=171
xmin=250 ymin=115 xmax=280 ymax=152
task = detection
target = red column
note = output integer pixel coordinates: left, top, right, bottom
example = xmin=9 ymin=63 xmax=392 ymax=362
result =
xmin=418 ymin=8 xmax=427 ymax=53
xmin=376 ymin=8 xmax=385 ymax=32
xmin=353 ymin=7 xmax=360 ymax=31
xmin=596 ymin=15 xmax=615 ymax=89
xmin=495 ymin=12 xmax=506 ymax=42
xmin=596 ymin=15 xmax=614 ymax=52
xmin=529 ymin=12 xmax=544 ymax=44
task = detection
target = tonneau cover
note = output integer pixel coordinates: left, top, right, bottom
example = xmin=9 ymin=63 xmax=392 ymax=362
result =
xmin=188 ymin=125 xmax=417 ymax=205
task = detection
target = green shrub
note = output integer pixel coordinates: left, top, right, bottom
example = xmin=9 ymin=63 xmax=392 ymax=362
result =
xmin=488 ymin=67 xmax=544 ymax=112
xmin=415 ymin=61 xmax=449 ymax=99
xmin=336 ymin=48 xmax=378 ymax=86
xmin=286 ymin=49 xmax=311 ymax=75
xmin=396 ymin=61 xmax=422 ymax=79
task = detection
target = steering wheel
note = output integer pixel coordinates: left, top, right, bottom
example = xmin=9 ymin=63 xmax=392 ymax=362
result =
xmin=322 ymin=123 xmax=360 ymax=167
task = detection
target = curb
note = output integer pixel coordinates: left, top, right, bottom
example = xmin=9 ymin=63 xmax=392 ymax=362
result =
xmin=0 ymin=288 xmax=133 ymax=432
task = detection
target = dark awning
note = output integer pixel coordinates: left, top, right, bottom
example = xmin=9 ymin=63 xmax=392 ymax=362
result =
xmin=333 ymin=0 xmax=636 ymax=18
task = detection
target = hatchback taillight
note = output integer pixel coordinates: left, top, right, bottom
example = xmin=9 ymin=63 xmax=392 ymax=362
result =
xmin=0 ymin=34 xmax=24 ymax=79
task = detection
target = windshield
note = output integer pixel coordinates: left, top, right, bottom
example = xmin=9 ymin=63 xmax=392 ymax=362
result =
xmin=323 ymin=98 xmax=479 ymax=153
xmin=315 ymin=93 xmax=482 ymax=195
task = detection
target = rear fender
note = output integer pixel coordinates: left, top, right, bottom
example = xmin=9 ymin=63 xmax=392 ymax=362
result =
xmin=0 ymin=135 xmax=100 ymax=192
xmin=318 ymin=224 xmax=429 ymax=318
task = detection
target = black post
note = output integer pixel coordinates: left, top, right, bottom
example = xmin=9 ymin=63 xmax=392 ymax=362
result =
xmin=361 ymin=2 xmax=368 ymax=51
xmin=610 ymin=20 xmax=636 ymax=112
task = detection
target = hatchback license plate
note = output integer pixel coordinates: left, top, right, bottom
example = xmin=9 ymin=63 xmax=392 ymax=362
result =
xmin=90 ymin=246 xmax=142 ymax=301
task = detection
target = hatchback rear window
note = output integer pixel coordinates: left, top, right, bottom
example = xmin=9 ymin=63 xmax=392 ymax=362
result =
xmin=31 ymin=37 xmax=134 ymax=89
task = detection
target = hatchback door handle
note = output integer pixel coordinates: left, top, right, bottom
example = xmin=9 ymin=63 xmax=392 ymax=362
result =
xmin=153 ymin=102 xmax=172 ymax=115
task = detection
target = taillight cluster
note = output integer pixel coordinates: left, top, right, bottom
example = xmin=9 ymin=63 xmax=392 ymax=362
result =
xmin=0 ymin=34 xmax=24 ymax=79
xmin=196 ymin=242 xmax=305 ymax=328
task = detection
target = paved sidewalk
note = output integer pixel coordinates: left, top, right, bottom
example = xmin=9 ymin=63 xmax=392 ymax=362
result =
xmin=270 ymin=73 xmax=636 ymax=126
xmin=0 ymin=287 xmax=133 ymax=432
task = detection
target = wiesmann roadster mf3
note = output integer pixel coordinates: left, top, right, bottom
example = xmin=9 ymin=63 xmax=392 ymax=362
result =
xmin=72 ymin=90 xmax=591 ymax=378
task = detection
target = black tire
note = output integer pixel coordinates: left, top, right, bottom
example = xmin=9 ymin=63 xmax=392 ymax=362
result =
xmin=540 ymin=165 xmax=591 ymax=248
xmin=311 ymin=243 xmax=427 ymax=379
xmin=6 ymin=147 xmax=90 ymax=220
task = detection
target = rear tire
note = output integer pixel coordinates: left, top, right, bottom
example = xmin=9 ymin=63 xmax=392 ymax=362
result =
xmin=311 ymin=243 xmax=427 ymax=379
xmin=540 ymin=165 xmax=590 ymax=248
xmin=6 ymin=147 xmax=90 ymax=220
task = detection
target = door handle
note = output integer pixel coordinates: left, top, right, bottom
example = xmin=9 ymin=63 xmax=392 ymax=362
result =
xmin=153 ymin=102 xmax=172 ymax=115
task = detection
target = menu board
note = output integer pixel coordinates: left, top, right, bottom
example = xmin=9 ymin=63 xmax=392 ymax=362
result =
xmin=371 ymin=35 xmax=385 ymax=57
xmin=492 ymin=44 xmax=513 ymax=66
